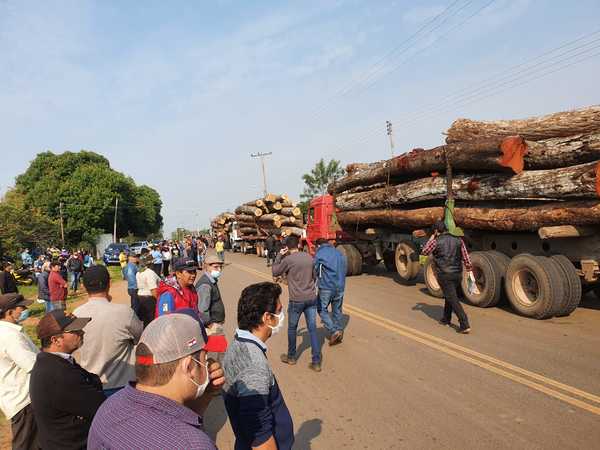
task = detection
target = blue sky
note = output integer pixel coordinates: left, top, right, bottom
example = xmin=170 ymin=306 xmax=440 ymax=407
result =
xmin=2 ymin=0 xmax=599 ymax=234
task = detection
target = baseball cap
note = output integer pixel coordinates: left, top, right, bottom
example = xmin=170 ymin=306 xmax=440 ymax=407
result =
xmin=204 ymin=255 xmax=224 ymax=266
xmin=0 ymin=293 xmax=32 ymax=313
xmin=37 ymin=310 xmax=91 ymax=340
xmin=82 ymin=265 xmax=110 ymax=293
xmin=173 ymin=257 xmax=198 ymax=272
xmin=136 ymin=314 xmax=207 ymax=365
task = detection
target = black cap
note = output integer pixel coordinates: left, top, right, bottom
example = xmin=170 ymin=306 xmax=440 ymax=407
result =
xmin=0 ymin=293 xmax=32 ymax=313
xmin=173 ymin=257 xmax=198 ymax=272
xmin=83 ymin=265 xmax=110 ymax=293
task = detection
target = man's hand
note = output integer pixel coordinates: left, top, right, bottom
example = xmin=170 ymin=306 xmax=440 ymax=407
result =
xmin=206 ymin=359 xmax=225 ymax=397
xmin=280 ymin=247 xmax=288 ymax=256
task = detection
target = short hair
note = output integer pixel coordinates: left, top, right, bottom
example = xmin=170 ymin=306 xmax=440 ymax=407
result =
xmin=140 ymin=248 xmax=150 ymax=255
xmin=41 ymin=334 xmax=61 ymax=349
xmin=238 ymin=282 xmax=282 ymax=331
xmin=315 ymin=238 xmax=328 ymax=246
xmin=286 ymin=236 xmax=299 ymax=250
xmin=83 ymin=265 xmax=110 ymax=294
xmin=50 ymin=261 xmax=60 ymax=268
xmin=433 ymin=220 xmax=446 ymax=233
xmin=135 ymin=343 xmax=180 ymax=386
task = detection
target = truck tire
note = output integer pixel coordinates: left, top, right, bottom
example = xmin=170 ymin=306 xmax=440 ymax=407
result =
xmin=505 ymin=254 xmax=559 ymax=319
xmin=347 ymin=245 xmax=363 ymax=276
xmin=383 ymin=251 xmax=396 ymax=272
xmin=395 ymin=240 xmax=420 ymax=282
xmin=539 ymin=256 xmax=569 ymax=317
xmin=550 ymin=255 xmax=582 ymax=317
xmin=336 ymin=245 xmax=354 ymax=276
xmin=424 ymin=258 xmax=444 ymax=298
xmin=487 ymin=251 xmax=511 ymax=275
xmin=460 ymin=252 xmax=502 ymax=308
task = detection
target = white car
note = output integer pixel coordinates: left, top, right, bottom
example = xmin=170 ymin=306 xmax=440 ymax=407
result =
xmin=129 ymin=241 xmax=149 ymax=255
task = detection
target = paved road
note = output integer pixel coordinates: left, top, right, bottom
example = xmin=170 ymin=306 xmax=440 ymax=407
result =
xmin=200 ymin=250 xmax=600 ymax=450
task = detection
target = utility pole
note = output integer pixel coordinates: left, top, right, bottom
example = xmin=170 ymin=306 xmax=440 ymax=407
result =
xmin=250 ymin=152 xmax=272 ymax=197
xmin=113 ymin=197 xmax=118 ymax=242
xmin=59 ymin=202 xmax=65 ymax=246
xmin=386 ymin=120 xmax=395 ymax=157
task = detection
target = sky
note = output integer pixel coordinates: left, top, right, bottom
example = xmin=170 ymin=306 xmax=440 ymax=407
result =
xmin=1 ymin=0 xmax=600 ymax=235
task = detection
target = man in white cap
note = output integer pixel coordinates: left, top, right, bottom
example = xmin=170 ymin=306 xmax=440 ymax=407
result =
xmin=87 ymin=313 xmax=225 ymax=449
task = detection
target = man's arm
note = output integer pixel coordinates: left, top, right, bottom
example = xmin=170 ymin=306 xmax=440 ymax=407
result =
xmin=460 ymin=239 xmax=473 ymax=272
xmin=196 ymin=283 xmax=212 ymax=324
xmin=156 ymin=292 xmax=174 ymax=316
xmin=127 ymin=310 xmax=144 ymax=344
xmin=421 ymin=236 xmax=437 ymax=256
xmin=54 ymin=365 xmax=106 ymax=420
xmin=6 ymin=334 xmax=38 ymax=372
xmin=271 ymin=253 xmax=288 ymax=278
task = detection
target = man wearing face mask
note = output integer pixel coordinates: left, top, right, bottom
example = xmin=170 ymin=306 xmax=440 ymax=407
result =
xmin=87 ymin=313 xmax=225 ymax=449
xmin=0 ymin=293 xmax=40 ymax=450
xmin=195 ymin=255 xmax=226 ymax=337
xmin=156 ymin=257 xmax=199 ymax=317
xmin=223 ymin=282 xmax=294 ymax=450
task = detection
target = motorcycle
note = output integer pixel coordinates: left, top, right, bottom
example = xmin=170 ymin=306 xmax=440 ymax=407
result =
xmin=12 ymin=266 xmax=36 ymax=285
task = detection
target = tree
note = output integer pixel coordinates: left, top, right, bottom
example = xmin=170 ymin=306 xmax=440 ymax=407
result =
xmin=299 ymin=158 xmax=345 ymax=212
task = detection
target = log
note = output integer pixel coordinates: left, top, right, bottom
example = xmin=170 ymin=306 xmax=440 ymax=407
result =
xmin=272 ymin=201 xmax=283 ymax=211
xmin=279 ymin=207 xmax=302 ymax=217
xmin=239 ymin=227 xmax=258 ymax=235
xmin=264 ymin=193 xmax=278 ymax=203
xmin=257 ymin=213 xmax=281 ymax=223
xmin=446 ymin=105 xmax=600 ymax=143
xmin=281 ymin=227 xmax=304 ymax=237
xmin=524 ymin=133 xmax=600 ymax=169
xmin=335 ymin=161 xmax=600 ymax=210
xmin=537 ymin=225 xmax=596 ymax=239
xmin=279 ymin=217 xmax=297 ymax=226
xmin=235 ymin=214 xmax=256 ymax=223
xmin=336 ymin=200 xmax=600 ymax=231
xmin=235 ymin=205 xmax=263 ymax=217
xmin=255 ymin=199 xmax=266 ymax=209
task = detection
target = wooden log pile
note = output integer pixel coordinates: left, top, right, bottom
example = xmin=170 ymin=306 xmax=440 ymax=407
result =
xmin=330 ymin=105 xmax=600 ymax=232
xmin=211 ymin=194 xmax=306 ymax=239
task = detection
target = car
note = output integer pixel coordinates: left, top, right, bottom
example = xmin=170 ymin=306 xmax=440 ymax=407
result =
xmin=129 ymin=241 xmax=149 ymax=255
xmin=103 ymin=243 xmax=130 ymax=265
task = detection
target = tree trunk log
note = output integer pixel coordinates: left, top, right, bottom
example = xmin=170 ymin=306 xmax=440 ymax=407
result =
xmin=524 ymin=133 xmax=600 ymax=169
xmin=335 ymin=161 xmax=600 ymax=210
xmin=235 ymin=214 xmax=256 ymax=223
xmin=281 ymin=227 xmax=304 ymax=237
xmin=235 ymin=205 xmax=263 ymax=217
xmin=336 ymin=200 xmax=600 ymax=231
xmin=239 ymin=227 xmax=257 ymax=234
xmin=446 ymin=105 xmax=600 ymax=143
xmin=279 ymin=207 xmax=302 ymax=217
xmin=279 ymin=217 xmax=297 ymax=226
xmin=257 ymin=213 xmax=281 ymax=223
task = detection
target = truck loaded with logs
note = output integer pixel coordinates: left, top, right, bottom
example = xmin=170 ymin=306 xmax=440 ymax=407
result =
xmin=211 ymin=194 xmax=306 ymax=257
xmin=304 ymin=105 xmax=600 ymax=320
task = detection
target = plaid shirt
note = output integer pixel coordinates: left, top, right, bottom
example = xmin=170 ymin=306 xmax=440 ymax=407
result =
xmin=421 ymin=235 xmax=472 ymax=272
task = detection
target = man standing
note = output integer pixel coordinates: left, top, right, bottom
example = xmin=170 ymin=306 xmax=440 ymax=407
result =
xmin=118 ymin=249 xmax=128 ymax=279
xmin=30 ymin=310 xmax=106 ymax=449
xmin=223 ymin=282 xmax=294 ymax=450
xmin=124 ymin=253 xmax=140 ymax=318
xmin=151 ymin=245 xmax=163 ymax=276
xmin=161 ymin=244 xmax=172 ymax=277
xmin=136 ymin=250 xmax=161 ymax=328
xmin=88 ymin=314 xmax=225 ymax=449
xmin=155 ymin=257 xmax=199 ymax=317
xmin=314 ymin=239 xmax=348 ymax=346
xmin=48 ymin=261 xmax=68 ymax=310
xmin=21 ymin=249 xmax=33 ymax=267
xmin=73 ymin=266 xmax=143 ymax=396
xmin=0 ymin=262 xmax=18 ymax=294
xmin=67 ymin=252 xmax=84 ymax=295
xmin=37 ymin=262 xmax=52 ymax=313
xmin=421 ymin=220 xmax=472 ymax=334
xmin=215 ymin=237 xmax=225 ymax=263
xmin=0 ymin=293 xmax=40 ymax=450
xmin=195 ymin=255 xmax=226 ymax=335
xmin=272 ymin=235 xmax=321 ymax=372
xmin=265 ymin=234 xmax=276 ymax=267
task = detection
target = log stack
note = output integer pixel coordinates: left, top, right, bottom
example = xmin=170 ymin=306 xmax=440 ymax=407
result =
xmin=329 ymin=105 xmax=600 ymax=232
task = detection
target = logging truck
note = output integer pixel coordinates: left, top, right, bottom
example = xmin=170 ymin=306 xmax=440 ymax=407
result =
xmin=305 ymin=194 xmax=599 ymax=320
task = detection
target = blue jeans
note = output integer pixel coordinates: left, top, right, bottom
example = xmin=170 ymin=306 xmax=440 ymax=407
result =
xmin=44 ymin=301 xmax=53 ymax=313
xmin=70 ymin=271 xmax=81 ymax=291
xmin=287 ymin=299 xmax=321 ymax=364
xmin=318 ymin=289 xmax=345 ymax=335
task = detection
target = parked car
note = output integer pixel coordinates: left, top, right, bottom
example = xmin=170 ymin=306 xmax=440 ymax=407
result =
xmin=103 ymin=243 xmax=130 ymax=265
xmin=129 ymin=241 xmax=149 ymax=255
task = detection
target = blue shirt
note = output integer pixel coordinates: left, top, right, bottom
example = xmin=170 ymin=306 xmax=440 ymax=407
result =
xmin=151 ymin=250 xmax=162 ymax=265
xmin=313 ymin=244 xmax=347 ymax=292
xmin=125 ymin=263 xmax=138 ymax=290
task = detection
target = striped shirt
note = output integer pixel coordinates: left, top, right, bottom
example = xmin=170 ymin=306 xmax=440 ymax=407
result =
xmin=421 ymin=234 xmax=473 ymax=271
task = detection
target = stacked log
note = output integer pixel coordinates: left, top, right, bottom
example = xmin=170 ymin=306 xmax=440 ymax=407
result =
xmin=330 ymin=105 xmax=600 ymax=232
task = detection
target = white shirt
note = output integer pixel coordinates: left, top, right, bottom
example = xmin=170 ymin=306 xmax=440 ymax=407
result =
xmin=136 ymin=268 xmax=161 ymax=297
xmin=0 ymin=320 xmax=39 ymax=419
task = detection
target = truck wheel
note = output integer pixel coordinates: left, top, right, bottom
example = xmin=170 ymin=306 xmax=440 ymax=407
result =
xmin=395 ymin=240 xmax=420 ymax=282
xmin=505 ymin=254 xmax=560 ymax=319
xmin=336 ymin=245 xmax=354 ymax=276
xmin=550 ymin=255 xmax=582 ymax=317
xmin=424 ymin=258 xmax=444 ymax=298
xmin=460 ymin=252 xmax=502 ymax=308
xmin=539 ymin=256 xmax=569 ymax=317
xmin=347 ymin=245 xmax=363 ymax=276
xmin=383 ymin=251 xmax=396 ymax=272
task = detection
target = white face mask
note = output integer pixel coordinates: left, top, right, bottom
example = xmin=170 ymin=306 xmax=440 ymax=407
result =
xmin=189 ymin=357 xmax=210 ymax=399
xmin=210 ymin=270 xmax=221 ymax=280
xmin=268 ymin=311 xmax=285 ymax=335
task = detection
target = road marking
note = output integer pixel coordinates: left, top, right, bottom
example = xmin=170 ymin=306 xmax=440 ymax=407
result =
xmin=230 ymin=261 xmax=600 ymax=416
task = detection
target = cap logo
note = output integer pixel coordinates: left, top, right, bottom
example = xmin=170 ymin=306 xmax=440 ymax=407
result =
xmin=187 ymin=337 xmax=197 ymax=348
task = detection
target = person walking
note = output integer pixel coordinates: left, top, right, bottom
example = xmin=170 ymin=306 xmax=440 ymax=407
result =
xmin=37 ymin=262 xmax=52 ymax=313
xmin=421 ymin=220 xmax=473 ymax=334
xmin=73 ymin=265 xmax=143 ymax=397
xmin=136 ymin=250 xmax=161 ymax=328
xmin=223 ymin=282 xmax=294 ymax=450
xmin=0 ymin=293 xmax=40 ymax=450
xmin=124 ymin=253 xmax=140 ymax=318
xmin=265 ymin=234 xmax=276 ymax=267
xmin=151 ymin=246 xmax=163 ymax=277
xmin=67 ymin=252 xmax=84 ymax=295
xmin=87 ymin=313 xmax=225 ymax=449
xmin=48 ymin=261 xmax=68 ymax=310
xmin=215 ymin=237 xmax=225 ymax=263
xmin=272 ymin=235 xmax=321 ymax=372
xmin=30 ymin=310 xmax=106 ymax=450
xmin=314 ymin=238 xmax=348 ymax=346
xmin=0 ymin=262 xmax=18 ymax=294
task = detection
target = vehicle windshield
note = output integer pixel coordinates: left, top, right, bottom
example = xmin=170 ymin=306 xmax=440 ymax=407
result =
xmin=107 ymin=244 xmax=128 ymax=251
xmin=131 ymin=242 xmax=145 ymax=247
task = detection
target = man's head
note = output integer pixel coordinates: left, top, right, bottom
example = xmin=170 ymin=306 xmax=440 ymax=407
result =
xmin=135 ymin=314 xmax=209 ymax=402
xmin=237 ymin=282 xmax=283 ymax=338
xmin=42 ymin=261 xmax=51 ymax=272
xmin=204 ymin=255 xmax=224 ymax=277
xmin=433 ymin=219 xmax=447 ymax=235
xmin=315 ymin=238 xmax=329 ymax=247
xmin=83 ymin=265 xmax=111 ymax=297
xmin=0 ymin=293 xmax=33 ymax=324
xmin=50 ymin=261 xmax=61 ymax=272
xmin=286 ymin=235 xmax=300 ymax=252
xmin=172 ymin=257 xmax=198 ymax=287
xmin=37 ymin=310 xmax=91 ymax=353
xmin=128 ymin=253 xmax=139 ymax=264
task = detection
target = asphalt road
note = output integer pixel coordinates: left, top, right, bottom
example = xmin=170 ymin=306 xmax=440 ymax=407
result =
xmin=200 ymin=250 xmax=600 ymax=450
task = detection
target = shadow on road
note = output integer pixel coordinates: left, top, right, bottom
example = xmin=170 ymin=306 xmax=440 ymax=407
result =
xmin=412 ymin=302 xmax=443 ymax=321
xmin=203 ymin=395 xmax=229 ymax=443
xmin=295 ymin=314 xmax=351 ymax=361
xmin=294 ymin=418 xmax=322 ymax=449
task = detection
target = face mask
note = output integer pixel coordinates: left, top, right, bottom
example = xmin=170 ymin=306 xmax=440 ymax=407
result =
xmin=189 ymin=357 xmax=210 ymax=399
xmin=210 ymin=270 xmax=221 ymax=280
xmin=17 ymin=309 xmax=30 ymax=323
xmin=268 ymin=311 xmax=285 ymax=335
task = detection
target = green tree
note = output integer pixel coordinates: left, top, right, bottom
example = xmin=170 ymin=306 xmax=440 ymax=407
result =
xmin=299 ymin=158 xmax=345 ymax=212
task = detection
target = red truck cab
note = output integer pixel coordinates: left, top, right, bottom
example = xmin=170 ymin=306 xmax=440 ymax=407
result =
xmin=305 ymin=194 xmax=347 ymax=252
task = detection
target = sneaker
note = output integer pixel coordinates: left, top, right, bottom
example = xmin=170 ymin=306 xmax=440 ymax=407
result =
xmin=280 ymin=354 xmax=296 ymax=365
xmin=309 ymin=362 xmax=322 ymax=372
xmin=457 ymin=327 xmax=471 ymax=334
xmin=438 ymin=319 xmax=450 ymax=326
xmin=329 ymin=331 xmax=343 ymax=346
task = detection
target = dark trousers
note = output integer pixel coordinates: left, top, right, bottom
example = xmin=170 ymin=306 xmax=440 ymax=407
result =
xmin=11 ymin=403 xmax=39 ymax=450
xmin=128 ymin=288 xmax=139 ymax=317
xmin=287 ymin=299 xmax=321 ymax=364
xmin=266 ymin=249 xmax=274 ymax=265
xmin=152 ymin=263 xmax=162 ymax=277
xmin=162 ymin=260 xmax=170 ymax=277
xmin=138 ymin=295 xmax=157 ymax=328
xmin=437 ymin=272 xmax=470 ymax=329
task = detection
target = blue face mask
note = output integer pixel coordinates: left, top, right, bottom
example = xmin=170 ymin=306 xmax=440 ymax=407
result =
xmin=17 ymin=309 xmax=30 ymax=323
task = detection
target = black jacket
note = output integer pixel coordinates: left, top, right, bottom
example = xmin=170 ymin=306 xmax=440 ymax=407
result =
xmin=38 ymin=271 xmax=50 ymax=301
xmin=195 ymin=272 xmax=226 ymax=325
xmin=0 ymin=270 xmax=18 ymax=294
xmin=433 ymin=233 xmax=463 ymax=275
xmin=29 ymin=352 xmax=106 ymax=450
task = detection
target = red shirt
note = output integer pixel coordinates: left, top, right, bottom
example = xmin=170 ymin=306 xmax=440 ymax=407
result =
xmin=48 ymin=271 xmax=67 ymax=301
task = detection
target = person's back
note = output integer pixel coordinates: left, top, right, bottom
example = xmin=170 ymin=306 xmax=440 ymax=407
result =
xmin=314 ymin=244 xmax=347 ymax=292
xmin=272 ymin=251 xmax=315 ymax=301
xmin=433 ymin=233 xmax=462 ymax=274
